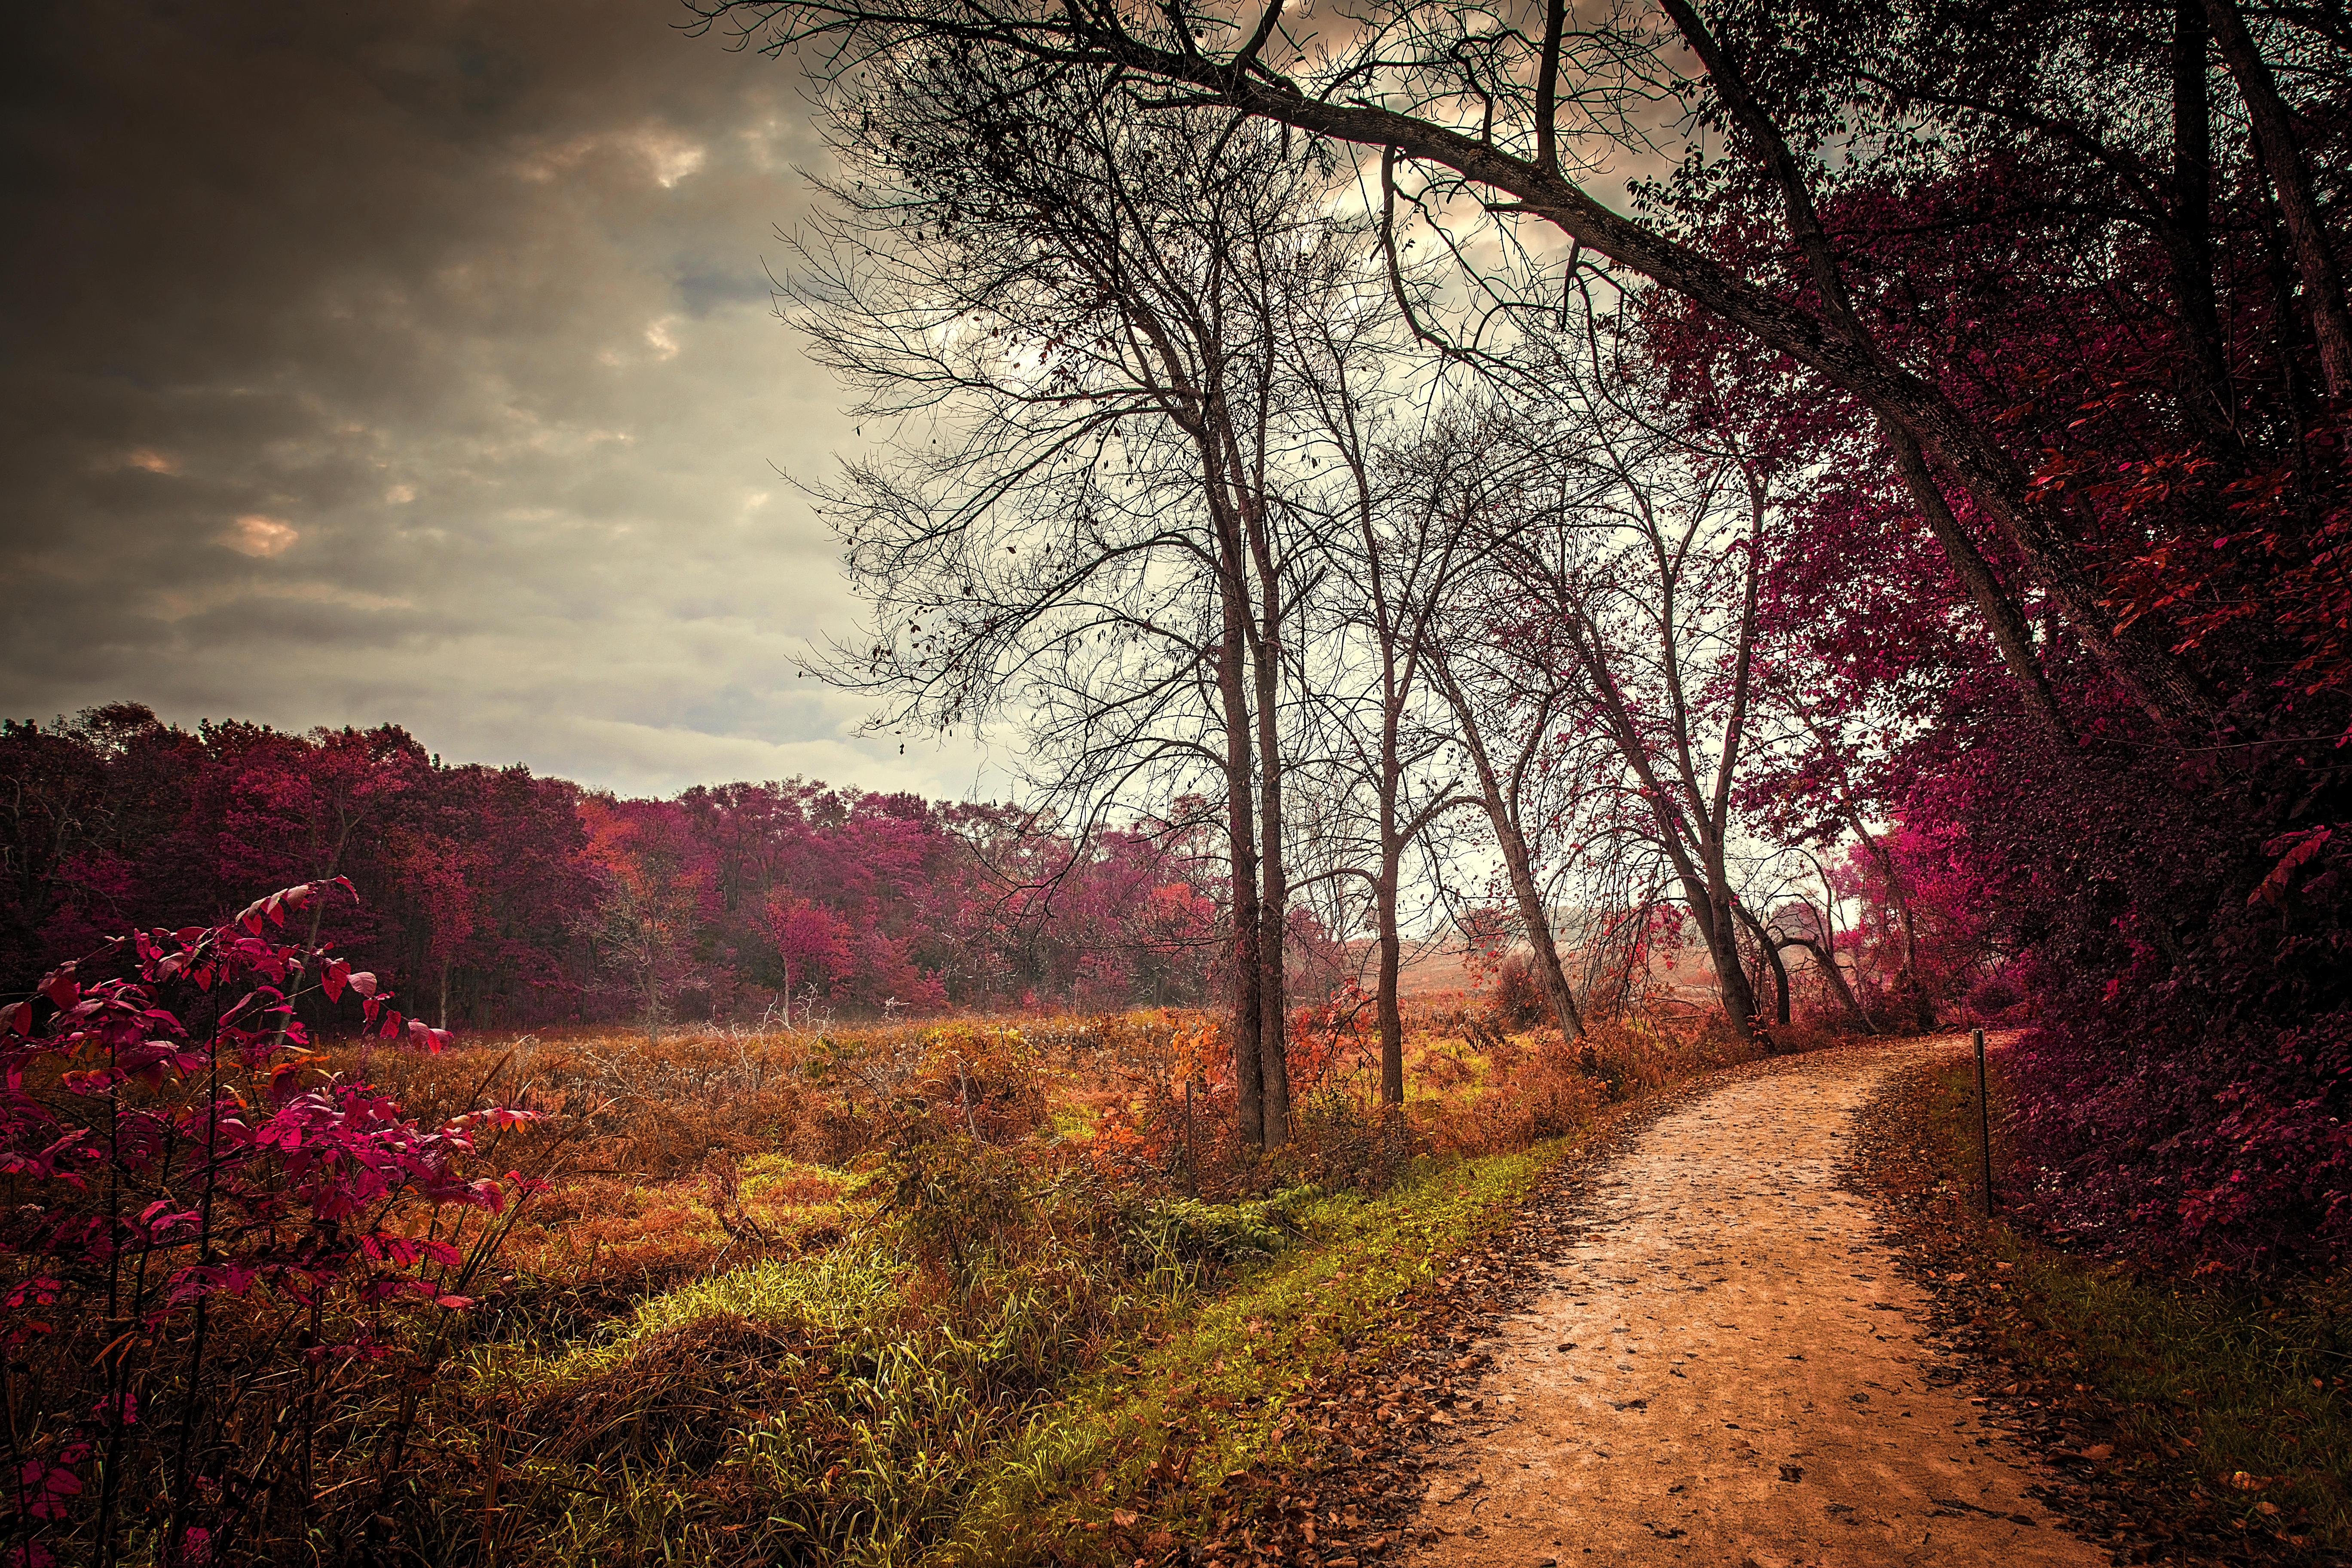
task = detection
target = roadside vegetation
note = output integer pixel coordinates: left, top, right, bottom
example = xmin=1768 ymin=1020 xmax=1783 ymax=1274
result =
xmin=1854 ymin=1049 xmax=2352 ymax=1563
xmin=376 ymin=1008 xmax=1764 ymax=1567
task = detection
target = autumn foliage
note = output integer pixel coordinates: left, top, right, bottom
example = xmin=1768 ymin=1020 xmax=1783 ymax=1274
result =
xmin=1641 ymin=63 xmax=2352 ymax=1268
xmin=0 ymin=884 xmax=540 ymax=1566
xmin=0 ymin=709 xmax=1243 ymax=1034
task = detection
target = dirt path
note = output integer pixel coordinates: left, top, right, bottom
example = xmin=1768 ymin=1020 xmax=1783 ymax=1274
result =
xmin=1405 ymin=1040 xmax=2104 ymax=1568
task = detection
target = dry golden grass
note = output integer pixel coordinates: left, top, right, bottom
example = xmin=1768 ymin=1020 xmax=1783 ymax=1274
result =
xmin=303 ymin=1000 xmax=1795 ymax=1567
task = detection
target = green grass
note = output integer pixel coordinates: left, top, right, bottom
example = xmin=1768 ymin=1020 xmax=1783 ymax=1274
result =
xmin=1912 ymin=1059 xmax=2352 ymax=1553
xmin=447 ymin=1139 xmax=1573 ymax=1567
xmin=934 ymin=1142 xmax=1568 ymax=1562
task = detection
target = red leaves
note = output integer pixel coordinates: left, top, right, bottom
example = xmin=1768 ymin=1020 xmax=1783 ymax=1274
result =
xmin=235 ymin=881 xmax=327 ymax=934
xmin=6 ymin=1277 xmax=62 ymax=1310
xmin=360 ymin=1235 xmax=462 ymax=1269
xmin=2250 ymin=827 xmax=2336 ymax=907
xmin=18 ymin=1453 xmax=84 ymax=1521
xmin=2 ymin=892 xmax=534 ymax=1386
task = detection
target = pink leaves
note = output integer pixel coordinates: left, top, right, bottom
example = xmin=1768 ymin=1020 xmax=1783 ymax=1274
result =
xmin=235 ymin=881 xmax=317 ymax=934
xmin=360 ymin=1235 xmax=462 ymax=1269
xmin=3 ymin=889 xmax=530 ymax=1349
xmin=167 ymin=1260 xmax=261 ymax=1304
xmin=17 ymin=1455 xmax=83 ymax=1521
xmin=2251 ymin=826 xmax=2336 ymax=907
xmin=6 ymin=1276 xmax=62 ymax=1310
xmin=137 ymin=1201 xmax=200 ymax=1242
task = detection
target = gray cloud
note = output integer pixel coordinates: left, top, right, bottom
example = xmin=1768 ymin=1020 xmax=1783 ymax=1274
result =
xmin=0 ymin=0 xmax=1001 ymax=800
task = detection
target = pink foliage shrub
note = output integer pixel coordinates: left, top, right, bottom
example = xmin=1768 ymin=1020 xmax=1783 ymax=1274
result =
xmin=0 ymin=883 xmax=541 ymax=1563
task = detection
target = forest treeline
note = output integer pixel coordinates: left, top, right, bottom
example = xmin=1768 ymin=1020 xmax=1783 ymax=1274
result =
xmin=0 ymin=704 xmax=1263 ymax=1029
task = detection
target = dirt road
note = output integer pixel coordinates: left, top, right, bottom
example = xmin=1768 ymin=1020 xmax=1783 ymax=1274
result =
xmin=1406 ymin=1041 xmax=2104 ymax=1568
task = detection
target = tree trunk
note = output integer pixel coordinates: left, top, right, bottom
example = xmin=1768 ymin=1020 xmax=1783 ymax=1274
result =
xmin=1494 ymin=809 xmax=1586 ymax=1042
xmin=1250 ymin=608 xmax=1290 ymax=1148
xmin=1884 ymin=435 xmax=2076 ymax=744
xmin=2169 ymin=0 xmax=2235 ymax=432
xmin=1375 ymin=859 xmax=1404 ymax=1105
xmin=2206 ymin=0 xmax=2352 ymax=397
xmin=1216 ymin=568 xmax=1265 ymax=1148
xmin=1684 ymin=879 xmax=1760 ymax=1039
xmin=1431 ymin=659 xmax=1585 ymax=1045
xmin=1733 ymin=904 xmax=1792 ymax=1027
xmin=1375 ymin=693 xmax=1407 ymax=1105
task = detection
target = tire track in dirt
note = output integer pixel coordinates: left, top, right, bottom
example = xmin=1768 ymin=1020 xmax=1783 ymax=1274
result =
xmin=1404 ymin=1040 xmax=2103 ymax=1568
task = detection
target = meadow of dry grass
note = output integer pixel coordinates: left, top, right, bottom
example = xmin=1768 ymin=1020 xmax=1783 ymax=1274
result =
xmin=301 ymin=997 xmax=1783 ymax=1567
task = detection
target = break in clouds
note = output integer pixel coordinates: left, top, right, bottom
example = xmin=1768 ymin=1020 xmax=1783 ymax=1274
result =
xmin=0 ymin=0 xmax=996 ymax=799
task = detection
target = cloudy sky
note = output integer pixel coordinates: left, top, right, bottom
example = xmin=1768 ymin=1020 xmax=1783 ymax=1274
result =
xmin=0 ymin=0 xmax=1003 ymax=799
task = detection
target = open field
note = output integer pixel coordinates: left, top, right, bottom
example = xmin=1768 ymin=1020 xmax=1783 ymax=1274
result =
xmin=289 ymin=1002 xmax=1776 ymax=1566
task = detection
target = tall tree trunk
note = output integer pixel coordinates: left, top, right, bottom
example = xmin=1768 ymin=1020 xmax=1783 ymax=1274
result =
xmin=1249 ymin=545 xmax=1290 ymax=1147
xmin=1374 ymin=696 xmax=1407 ymax=1104
xmin=1216 ymin=556 xmax=1265 ymax=1148
xmin=2206 ymin=0 xmax=2352 ymax=397
xmin=1885 ymin=435 xmax=2075 ymax=744
xmin=1375 ymin=852 xmax=1404 ymax=1105
xmin=1430 ymin=659 xmax=1585 ymax=1044
xmin=2170 ymin=0 xmax=2236 ymax=431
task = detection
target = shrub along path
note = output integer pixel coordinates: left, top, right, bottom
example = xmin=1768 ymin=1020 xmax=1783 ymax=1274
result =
xmin=1399 ymin=1038 xmax=2101 ymax=1567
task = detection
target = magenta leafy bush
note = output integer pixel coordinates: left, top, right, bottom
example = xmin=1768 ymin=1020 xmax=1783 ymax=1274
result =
xmin=0 ymin=882 xmax=541 ymax=1566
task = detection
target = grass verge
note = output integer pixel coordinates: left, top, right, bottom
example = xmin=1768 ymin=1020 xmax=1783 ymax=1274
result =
xmin=1851 ymin=1050 xmax=2352 ymax=1565
xmin=441 ymin=1139 xmax=1582 ymax=1567
xmin=936 ymin=1142 xmax=1569 ymax=1564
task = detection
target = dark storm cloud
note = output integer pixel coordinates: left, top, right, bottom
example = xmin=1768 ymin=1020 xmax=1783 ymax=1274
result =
xmin=0 ymin=0 xmax=998 ymax=799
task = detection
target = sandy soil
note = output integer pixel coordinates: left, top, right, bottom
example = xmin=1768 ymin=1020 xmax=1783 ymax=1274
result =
xmin=1405 ymin=1040 xmax=2104 ymax=1568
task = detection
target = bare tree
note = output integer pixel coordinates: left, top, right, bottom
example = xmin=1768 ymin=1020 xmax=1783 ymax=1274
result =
xmin=1422 ymin=377 xmax=1778 ymax=1041
xmin=1286 ymin=406 xmax=1474 ymax=1106
xmin=785 ymin=61 xmax=1393 ymax=1142
xmin=690 ymin=0 xmax=2266 ymax=740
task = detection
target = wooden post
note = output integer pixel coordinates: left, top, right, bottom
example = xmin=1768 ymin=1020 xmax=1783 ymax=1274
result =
xmin=1974 ymin=1026 xmax=1994 ymax=1216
